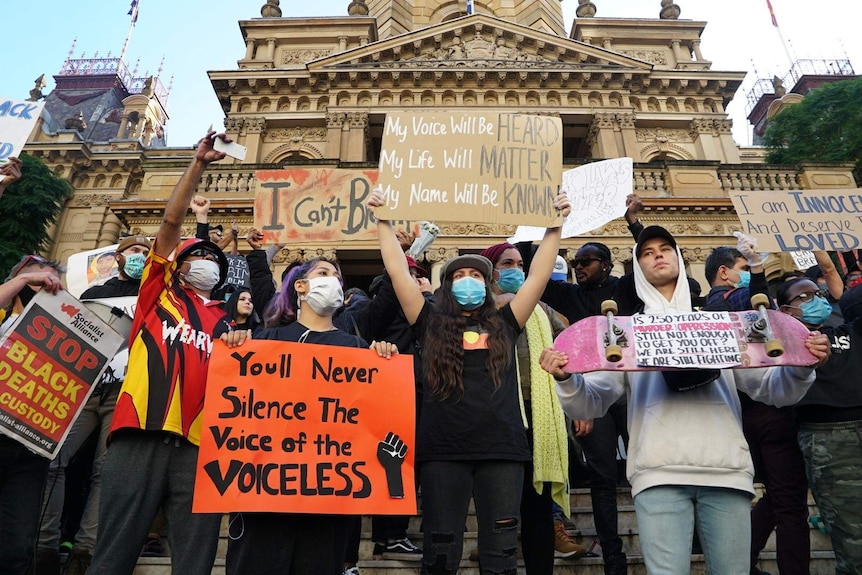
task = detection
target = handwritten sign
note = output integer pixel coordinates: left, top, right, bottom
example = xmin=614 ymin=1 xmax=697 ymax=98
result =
xmin=729 ymin=189 xmax=862 ymax=253
xmin=225 ymin=255 xmax=249 ymax=288
xmin=790 ymin=251 xmax=818 ymax=271
xmin=255 ymin=169 xmax=397 ymax=244
xmin=0 ymin=290 xmax=124 ymax=458
xmin=193 ymin=340 xmax=417 ymax=515
xmin=632 ymin=312 xmax=741 ymax=369
xmin=510 ymin=158 xmax=633 ymax=242
xmin=0 ymin=98 xmax=45 ymax=181
xmin=375 ymin=112 xmax=563 ymax=226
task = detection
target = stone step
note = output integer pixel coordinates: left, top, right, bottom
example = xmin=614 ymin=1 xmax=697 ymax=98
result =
xmin=131 ymin=551 xmax=838 ymax=575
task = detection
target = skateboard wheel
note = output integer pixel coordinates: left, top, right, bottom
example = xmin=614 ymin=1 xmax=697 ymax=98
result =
xmin=606 ymin=344 xmax=623 ymax=363
xmin=764 ymin=339 xmax=784 ymax=357
xmin=601 ymin=300 xmax=618 ymax=315
xmin=751 ymin=293 xmax=770 ymax=308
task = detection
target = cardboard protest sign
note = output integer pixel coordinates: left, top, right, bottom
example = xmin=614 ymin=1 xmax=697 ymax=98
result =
xmin=0 ymin=98 xmax=45 ymax=182
xmin=376 ymin=112 xmax=563 ymax=226
xmin=0 ymin=290 xmax=125 ymax=458
xmin=255 ymin=169 xmax=392 ymax=244
xmin=633 ymin=312 xmax=741 ymax=369
xmin=225 ymin=255 xmax=249 ymax=288
xmin=729 ymin=189 xmax=862 ymax=253
xmin=510 ymin=158 xmax=633 ymax=242
xmin=194 ymin=340 xmax=417 ymax=515
xmin=66 ymin=245 xmax=122 ymax=298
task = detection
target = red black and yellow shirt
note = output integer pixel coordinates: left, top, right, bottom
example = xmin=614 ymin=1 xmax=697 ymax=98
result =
xmin=110 ymin=245 xmax=230 ymax=445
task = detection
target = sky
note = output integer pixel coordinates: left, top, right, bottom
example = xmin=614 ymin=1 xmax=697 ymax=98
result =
xmin=4 ymin=0 xmax=861 ymax=149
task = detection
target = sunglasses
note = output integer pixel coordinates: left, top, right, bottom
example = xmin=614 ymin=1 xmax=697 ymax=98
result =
xmin=572 ymin=257 xmax=603 ymax=268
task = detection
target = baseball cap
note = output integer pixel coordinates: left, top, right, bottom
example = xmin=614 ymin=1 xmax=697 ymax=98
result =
xmin=551 ymin=255 xmax=568 ymax=281
xmin=117 ymin=235 xmax=152 ymax=253
xmin=635 ymin=226 xmax=677 ymax=259
xmin=405 ymin=255 xmax=427 ymax=278
xmin=175 ymin=238 xmax=228 ymax=290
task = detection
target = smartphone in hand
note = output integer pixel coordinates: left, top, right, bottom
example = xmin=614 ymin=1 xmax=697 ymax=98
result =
xmin=213 ymin=137 xmax=248 ymax=161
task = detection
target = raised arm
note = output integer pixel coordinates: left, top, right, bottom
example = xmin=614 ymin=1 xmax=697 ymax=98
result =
xmin=509 ymin=192 xmax=570 ymax=327
xmin=815 ymin=250 xmax=844 ymax=300
xmin=368 ymin=189 xmax=425 ymax=324
xmin=154 ymin=132 xmax=226 ymax=258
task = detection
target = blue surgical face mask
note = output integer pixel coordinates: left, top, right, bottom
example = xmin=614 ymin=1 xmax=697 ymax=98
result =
xmin=733 ymin=269 xmax=751 ymax=289
xmin=451 ymin=277 xmax=486 ymax=310
xmin=798 ymin=296 xmax=833 ymax=326
xmin=123 ymin=253 xmax=146 ymax=280
xmin=497 ymin=268 xmax=525 ymax=294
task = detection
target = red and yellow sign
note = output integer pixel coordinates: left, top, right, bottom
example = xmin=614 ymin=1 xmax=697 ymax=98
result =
xmin=193 ymin=340 xmax=417 ymax=515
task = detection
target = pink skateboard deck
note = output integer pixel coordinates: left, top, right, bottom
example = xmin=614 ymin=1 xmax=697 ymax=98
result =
xmin=554 ymin=310 xmax=817 ymax=374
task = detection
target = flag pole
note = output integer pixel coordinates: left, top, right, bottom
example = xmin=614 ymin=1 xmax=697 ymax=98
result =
xmin=766 ymin=0 xmax=794 ymax=68
xmin=119 ymin=0 xmax=139 ymax=66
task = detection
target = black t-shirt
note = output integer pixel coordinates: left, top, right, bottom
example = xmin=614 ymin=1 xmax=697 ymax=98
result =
xmin=256 ymin=321 xmax=368 ymax=348
xmin=413 ymin=302 xmax=530 ymax=462
xmin=81 ymin=277 xmax=141 ymax=299
xmin=796 ymin=319 xmax=862 ymax=423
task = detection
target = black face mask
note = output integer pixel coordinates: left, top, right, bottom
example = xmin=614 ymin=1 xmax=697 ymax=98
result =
xmin=662 ymin=369 xmax=720 ymax=392
xmin=17 ymin=285 xmax=37 ymax=308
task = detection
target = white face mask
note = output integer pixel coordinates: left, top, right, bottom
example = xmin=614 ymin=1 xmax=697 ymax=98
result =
xmin=183 ymin=259 xmax=221 ymax=291
xmin=300 ymin=276 xmax=343 ymax=317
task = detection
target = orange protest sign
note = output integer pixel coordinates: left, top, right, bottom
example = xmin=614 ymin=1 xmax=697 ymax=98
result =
xmin=254 ymin=168 xmax=384 ymax=244
xmin=193 ymin=340 xmax=417 ymax=515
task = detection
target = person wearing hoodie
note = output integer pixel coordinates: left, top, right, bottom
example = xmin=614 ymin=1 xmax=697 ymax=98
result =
xmin=542 ymin=226 xmax=830 ymax=574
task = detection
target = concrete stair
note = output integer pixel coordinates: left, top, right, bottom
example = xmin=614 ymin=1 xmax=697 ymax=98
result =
xmin=131 ymin=486 xmax=836 ymax=574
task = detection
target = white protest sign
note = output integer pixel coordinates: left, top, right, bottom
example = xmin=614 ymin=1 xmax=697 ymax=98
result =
xmin=790 ymin=250 xmax=817 ymax=271
xmin=0 ymin=98 xmax=45 ymax=182
xmin=509 ymin=158 xmax=633 ymax=243
xmin=632 ymin=312 xmax=742 ymax=369
xmin=66 ymin=245 xmax=121 ymax=298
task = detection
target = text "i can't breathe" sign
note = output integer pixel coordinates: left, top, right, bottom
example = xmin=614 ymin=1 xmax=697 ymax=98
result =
xmin=375 ymin=112 xmax=563 ymax=227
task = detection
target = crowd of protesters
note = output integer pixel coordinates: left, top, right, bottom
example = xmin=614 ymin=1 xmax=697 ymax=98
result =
xmin=0 ymin=131 xmax=859 ymax=575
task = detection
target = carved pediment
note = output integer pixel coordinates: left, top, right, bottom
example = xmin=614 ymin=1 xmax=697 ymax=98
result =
xmin=307 ymin=14 xmax=653 ymax=73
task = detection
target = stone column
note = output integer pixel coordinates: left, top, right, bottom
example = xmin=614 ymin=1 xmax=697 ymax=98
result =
xmin=244 ymin=38 xmax=256 ymax=61
xmin=243 ymin=118 xmax=266 ymax=163
xmin=617 ymin=113 xmax=640 ymax=160
xmin=714 ymin=120 xmax=740 ymax=163
xmin=267 ymin=38 xmax=277 ymax=65
xmin=587 ymin=113 xmax=619 ymax=158
xmin=689 ymin=118 xmax=720 ymax=161
xmin=345 ymin=112 xmax=368 ymax=162
xmin=691 ymin=39 xmax=704 ymax=61
xmin=326 ymin=112 xmax=346 ymax=161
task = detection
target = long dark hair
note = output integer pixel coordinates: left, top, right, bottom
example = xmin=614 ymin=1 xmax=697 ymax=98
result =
xmin=422 ymin=273 xmax=512 ymax=400
xmin=262 ymin=257 xmax=342 ymax=328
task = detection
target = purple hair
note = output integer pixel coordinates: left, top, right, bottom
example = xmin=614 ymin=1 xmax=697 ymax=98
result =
xmin=262 ymin=257 xmax=342 ymax=328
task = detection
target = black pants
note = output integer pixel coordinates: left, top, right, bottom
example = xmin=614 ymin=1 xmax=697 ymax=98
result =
xmin=580 ymin=397 xmax=628 ymax=574
xmin=0 ymin=437 xmax=49 ymax=575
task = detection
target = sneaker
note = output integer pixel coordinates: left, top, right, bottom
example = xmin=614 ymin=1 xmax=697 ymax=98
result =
xmin=141 ymin=536 xmax=165 ymax=557
xmin=554 ymin=521 xmax=587 ymax=559
xmin=559 ymin=514 xmax=579 ymax=536
xmin=380 ymin=538 xmax=423 ymax=561
xmin=343 ymin=566 xmax=361 ymax=575
xmin=59 ymin=541 xmax=73 ymax=563
xmin=63 ymin=549 xmax=91 ymax=575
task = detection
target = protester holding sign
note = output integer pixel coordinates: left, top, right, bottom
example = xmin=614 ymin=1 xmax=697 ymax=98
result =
xmin=478 ymin=242 xmax=579 ymax=572
xmin=369 ymin=186 xmax=570 ymax=574
xmin=88 ymin=132 xmax=236 ymax=575
xmin=223 ymin=256 xmax=398 ymax=575
xmin=0 ymin=254 xmax=63 ymax=575
xmin=777 ymin=278 xmax=862 ymax=575
xmin=544 ymin=225 xmax=830 ymax=574
xmin=36 ymin=235 xmax=151 ymax=575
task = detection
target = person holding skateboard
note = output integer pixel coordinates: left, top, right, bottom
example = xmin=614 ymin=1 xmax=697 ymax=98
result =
xmin=541 ymin=225 xmax=830 ymax=574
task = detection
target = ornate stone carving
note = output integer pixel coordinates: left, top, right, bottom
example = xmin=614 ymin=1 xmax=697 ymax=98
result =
xmin=659 ymin=0 xmax=681 ymax=20
xmin=245 ymin=118 xmax=267 ymax=133
xmin=576 ymin=0 xmax=597 ymax=18
xmin=346 ymin=112 xmax=368 ymax=129
xmin=27 ymin=74 xmax=47 ymax=102
xmin=73 ymin=194 xmax=113 ymax=207
xmin=263 ymin=127 xmax=327 ymax=142
xmin=64 ymin=111 xmax=87 ymax=131
xmin=326 ymin=112 xmax=346 ymax=128
xmin=303 ymin=248 xmax=337 ymax=261
xmin=260 ymin=0 xmax=281 ymax=18
xmin=635 ymin=127 xmax=693 ymax=143
xmin=281 ymin=49 xmax=331 ymax=65
xmin=689 ymin=118 xmax=714 ymax=137
xmin=681 ymin=247 xmax=709 ymax=263
xmin=714 ymin=120 xmax=733 ymax=135
xmin=437 ymin=223 xmax=516 ymax=236
xmin=424 ymin=247 xmax=459 ymax=263
xmin=398 ymin=33 xmax=548 ymax=68
xmin=347 ymin=0 xmax=369 ymax=16
xmin=617 ymin=113 xmax=636 ymax=129
xmin=224 ymin=117 xmax=244 ymax=131
xmin=620 ymin=50 xmax=668 ymax=66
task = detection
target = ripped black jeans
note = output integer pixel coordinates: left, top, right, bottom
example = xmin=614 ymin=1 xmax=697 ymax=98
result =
xmin=420 ymin=460 xmax=523 ymax=575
